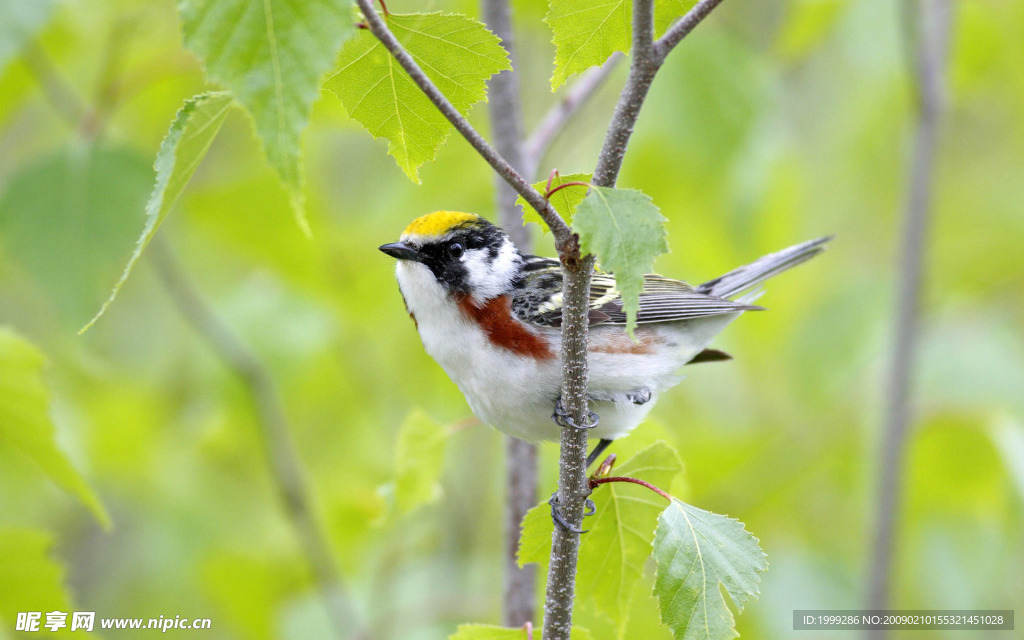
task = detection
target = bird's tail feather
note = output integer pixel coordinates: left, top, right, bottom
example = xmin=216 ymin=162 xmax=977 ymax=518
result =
xmin=697 ymin=236 xmax=833 ymax=299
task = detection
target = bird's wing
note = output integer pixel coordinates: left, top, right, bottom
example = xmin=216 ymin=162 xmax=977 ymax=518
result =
xmin=511 ymin=256 xmax=760 ymax=327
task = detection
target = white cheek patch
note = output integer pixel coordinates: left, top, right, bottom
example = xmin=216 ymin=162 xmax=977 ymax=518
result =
xmin=464 ymin=239 xmax=520 ymax=301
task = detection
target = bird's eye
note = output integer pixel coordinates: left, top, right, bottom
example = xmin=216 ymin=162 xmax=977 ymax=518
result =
xmin=447 ymin=242 xmax=465 ymax=258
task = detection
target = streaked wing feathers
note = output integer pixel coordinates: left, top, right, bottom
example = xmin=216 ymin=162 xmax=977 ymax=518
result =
xmin=512 ymin=257 xmax=760 ymax=327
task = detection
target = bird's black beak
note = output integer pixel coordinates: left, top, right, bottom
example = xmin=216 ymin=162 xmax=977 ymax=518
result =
xmin=379 ymin=241 xmax=423 ymax=262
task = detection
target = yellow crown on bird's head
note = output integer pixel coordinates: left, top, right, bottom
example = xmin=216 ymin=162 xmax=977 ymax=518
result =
xmin=401 ymin=211 xmax=482 ymax=240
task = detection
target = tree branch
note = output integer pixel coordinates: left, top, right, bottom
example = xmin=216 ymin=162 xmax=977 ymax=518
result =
xmin=541 ymin=253 xmax=596 ymax=640
xmin=354 ymin=0 xmax=576 ymax=257
xmin=148 ymin=237 xmax=369 ymax=640
xmin=867 ymin=0 xmax=952 ymax=632
xmin=483 ymin=0 xmax=529 ymax=248
xmin=480 ymin=0 xmax=540 ymax=626
xmin=523 ymin=53 xmax=623 ymax=181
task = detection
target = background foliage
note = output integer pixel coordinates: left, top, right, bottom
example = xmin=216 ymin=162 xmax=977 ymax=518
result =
xmin=1 ymin=0 xmax=1023 ymax=638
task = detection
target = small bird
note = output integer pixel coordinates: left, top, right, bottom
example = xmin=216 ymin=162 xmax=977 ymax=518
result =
xmin=380 ymin=211 xmax=829 ymax=464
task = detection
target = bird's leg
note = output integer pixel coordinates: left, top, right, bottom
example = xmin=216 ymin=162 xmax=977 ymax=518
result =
xmin=585 ymin=439 xmax=613 ymax=468
xmin=578 ymin=387 xmax=650 ymax=470
xmin=549 ymin=396 xmax=600 ymax=533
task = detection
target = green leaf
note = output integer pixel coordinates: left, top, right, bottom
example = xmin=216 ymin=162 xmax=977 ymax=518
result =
xmin=0 ymin=329 xmax=110 ymax=528
xmin=325 ymin=12 xmax=511 ymax=182
xmin=0 ymin=529 xmax=75 ymax=631
xmin=0 ymin=144 xmax=151 ymax=328
xmin=515 ymin=172 xmax=592 ymax=232
xmin=573 ymin=186 xmax=668 ymax=334
xmin=651 ymin=499 xmax=767 ymax=640
xmin=80 ymin=92 xmax=233 ymax=332
xmin=577 ymin=442 xmax=682 ymax=621
xmin=546 ymin=0 xmax=689 ymax=89
xmin=178 ymin=0 xmax=354 ymax=232
xmin=0 ymin=0 xmax=55 ymax=74
xmin=394 ymin=410 xmax=449 ymax=513
xmin=515 ymin=498 xmax=551 ymax=568
xmin=449 ymin=623 xmax=593 ymax=640
xmin=517 ymin=443 xmax=683 ymax=623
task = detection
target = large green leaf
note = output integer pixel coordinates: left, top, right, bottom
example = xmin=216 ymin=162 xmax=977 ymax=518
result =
xmin=651 ymin=499 xmax=767 ymax=640
xmin=515 ymin=172 xmax=592 ymax=232
xmin=81 ymin=92 xmax=233 ymax=332
xmin=547 ymin=0 xmax=688 ymax=89
xmin=517 ymin=443 xmax=682 ymax=622
xmin=325 ymin=12 xmax=511 ymax=182
xmin=394 ymin=409 xmax=448 ymax=513
xmin=449 ymin=623 xmax=593 ymax=640
xmin=573 ymin=186 xmax=668 ymax=334
xmin=0 ymin=329 xmax=110 ymax=528
xmin=178 ymin=0 xmax=354 ymax=232
xmin=0 ymin=144 xmax=151 ymax=327
xmin=0 ymin=529 xmax=75 ymax=636
xmin=0 ymin=0 xmax=55 ymax=74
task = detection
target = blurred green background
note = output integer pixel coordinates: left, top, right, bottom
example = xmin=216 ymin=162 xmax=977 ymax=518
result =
xmin=1 ymin=0 xmax=1022 ymax=638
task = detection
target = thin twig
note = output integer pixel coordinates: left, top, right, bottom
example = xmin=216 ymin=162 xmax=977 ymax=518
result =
xmin=866 ymin=1 xmax=952 ymax=635
xmin=148 ymin=237 xmax=369 ymax=640
xmin=522 ymin=53 xmax=624 ymax=180
xmin=354 ymin=0 xmax=575 ymax=257
xmin=589 ymin=476 xmax=672 ymax=501
xmin=480 ymin=0 xmax=540 ymax=626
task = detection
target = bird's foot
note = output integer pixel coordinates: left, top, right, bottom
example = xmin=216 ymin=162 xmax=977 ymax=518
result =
xmin=625 ymin=387 xmax=652 ymax=405
xmin=552 ymin=397 xmax=600 ymax=430
xmin=549 ymin=491 xmax=596 ymax=534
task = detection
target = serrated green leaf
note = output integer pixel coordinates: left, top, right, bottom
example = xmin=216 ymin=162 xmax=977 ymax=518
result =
xmin=547 ymin=0 xmax=689 ymax=89
xmin=0 ymin=0 xmax=55 ymax=74
xmin=652 ymin=499 xmax=767 ymax=640
xmin=517 ymin=443 xmax=683 ymax=623
xmin=0 ymin=329 xmax=110 ymax=528
xmin=0 ymin=529 xmax=75 ymax=631
xmin=577 ymin=442 xmax=682 ymax=621
xmin=178 ymin=0 xmax=354 ymax=232
xmin=81 ymin=92 xmax=233 ymax=332
xmin=449 ymin=623 xmax=593 ymax=640
xmin=573 ymin=186 xmax=668 ymax=334
xmin=515 ymin=172 xmax=592 ymax=232
xmin=325 ymin=12 xmax=511 ymax=182
xmin=394 ymin=410 xmax=449 ymax=513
